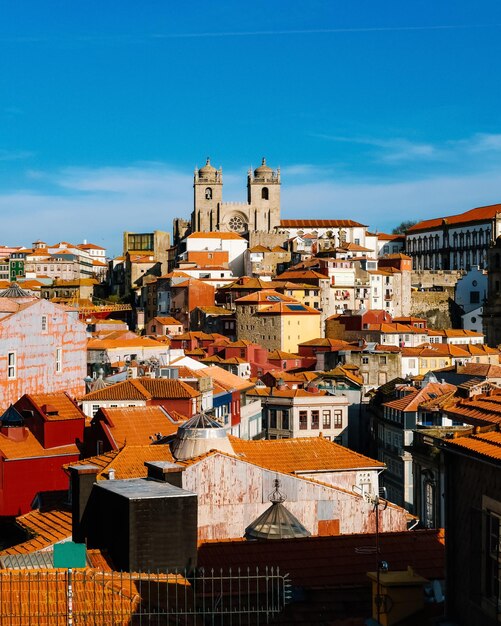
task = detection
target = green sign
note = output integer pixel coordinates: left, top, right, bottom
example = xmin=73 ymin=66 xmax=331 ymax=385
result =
xmin=54 ymin=542 xmax=87 ymax=569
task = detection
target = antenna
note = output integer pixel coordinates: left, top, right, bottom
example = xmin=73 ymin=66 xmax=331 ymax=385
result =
xmin=352 ymin=484 xmax=389 ymax=624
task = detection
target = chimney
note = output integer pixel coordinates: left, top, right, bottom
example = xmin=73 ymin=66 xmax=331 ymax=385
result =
xmin=145 ymin=461 xmax=186 ymax=488
xmin=68 ymin=464 xmax=99 ymax=543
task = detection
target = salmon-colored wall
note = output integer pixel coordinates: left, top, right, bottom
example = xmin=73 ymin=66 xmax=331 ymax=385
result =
xmin=0 ymin=300 xmax=87 ymax=410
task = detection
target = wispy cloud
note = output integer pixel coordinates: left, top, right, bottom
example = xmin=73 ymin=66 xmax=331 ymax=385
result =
xmin=2 ymin=156 xmax=501 ymax=254
xmin=0 ymin=149 xmax=34 ymax=161
xmin=314 ymin=132 xmax=501 ymax=164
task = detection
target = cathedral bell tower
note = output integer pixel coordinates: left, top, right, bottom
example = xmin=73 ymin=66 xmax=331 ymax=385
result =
xmin=193 ymin=158 xmax=223 ymax=232
xmin=247 ymin=158 xmax=281 ymax=232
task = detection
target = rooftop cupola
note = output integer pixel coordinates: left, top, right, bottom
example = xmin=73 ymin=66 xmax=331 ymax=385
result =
xmin=244 ymin=479 xmax=311 ymax=540
xmin=170 ymin=411 xmax=235 ymax=461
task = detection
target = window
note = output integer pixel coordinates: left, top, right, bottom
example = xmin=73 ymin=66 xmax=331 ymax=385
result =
xmin=322 ymin=410 xmax=331 ymax=428
xmin=362 ymin=357 xmax=369 ymax=365
xmin=299 ymin=410 xmax=308 ymax=430
xmin=41 ymin=315 xmax=47 ymax=331
xmin=379 ymin=356 xmax=387 ymax=365
xmin=261 ymin=187 xmax=269 ymax=200
xmin=470 ymin=291 xmax=480 ymax=304
xmin=205 ymin=187 xmax=212 ymax=200
xmin=282 ymin=410 xmax=290 ymax=430
xmin=311 ymin=410 xmax=319 ymax=429
xmin=485 ymin=510 xmax=501 ymax=605
xmin=269 ymin=409 xmax=277 ymax=429
xmin=334 ymin=410 xmax=343 ymax=428
xmin=7 ymin=352 xmax=16 ymax=379
xmin=56 ymin=348 xmax=62 ymax=373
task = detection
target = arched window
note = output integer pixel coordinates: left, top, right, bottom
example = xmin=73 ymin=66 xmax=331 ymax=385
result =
xmin=261 ymin=187 xmax=269 ymax=200
xmin=205 ymin=187 xmax=212 ymax=200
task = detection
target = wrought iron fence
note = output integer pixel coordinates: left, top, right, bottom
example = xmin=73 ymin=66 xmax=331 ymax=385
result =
xmin=0 ymin=566 xmax=291 ymax=625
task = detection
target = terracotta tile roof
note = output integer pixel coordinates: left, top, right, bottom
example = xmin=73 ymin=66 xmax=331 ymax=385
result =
xmin=408 ymin=203 xmax=501 ymax=232
xmin=403 ymin=343 xmax=471 ymax=358
xmin=152 ymin=316 xmax=182 ymax=325
xmin=198 ymin=529 xmax=445 ymax=588
xmin=228 ymin=435 xmax=383 ymax=472
xmin=275 ymin=269 xmax=328 ymax=281
xmin=95 ymin=406 xmax=185 ymax=448
xmin=81 ymin=378 xmax=199 ymax=402
xmin=199 ymin=365 xmax=254 ymax=391
xmin=187 ymin=232 xmax=245 ymax=240
xmin=258 ymin=301 xmax=321 ymax=315
xmin=459 ymin=363 xmax=501 ymax=378
xmin=0 ymin=430 xmax=79 ymax=460
xmin=445 ymin=431 xmax=501 ymax=462
xmin=194 ymin=306 xmax=233 ymax=315
xmin=0 ymin=569 xmax=140 ymax=625
xmin=322 ymin=366 xmax=364 ymax=386
xmin=65 ymin=444 xmax=176 ymax=480
xmin=82 ymin=379 xmax=151 ymax=401
xmin=298 ymin=337 xmax=351 ymax=349
xmin=267 ymin=350 xmax=301 ymax=360
xmin=136 ymin=378 xmax=200 ymax=399
xmin=87 ymin=336 xmax=166 ymax=350
xmin=377 ymin=232 xmax=405 ymax=241
xmin=384 ymin=382 xmax=457 ymax=412
xmin=24 ymin=392 xmax=85 ymax=422
xmin=280 ymin=219 xmax=367 ymax=228
xmin=248 ymin=386 xmax=328 ymax=399
xmin=0 ymin=509 xmax=72 ymax=556
xmin=234 ymin=289 xmax=298 ymax=304
xmin=444 ymin=391 xmax=501 ymax=427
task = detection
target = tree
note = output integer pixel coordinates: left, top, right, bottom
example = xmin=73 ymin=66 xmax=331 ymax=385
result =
xmin=392 ymin=220 xmax=418 ymax=234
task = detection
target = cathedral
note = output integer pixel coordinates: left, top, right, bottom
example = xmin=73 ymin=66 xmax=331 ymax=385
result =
xmin=191 ymin=157 xmax=281 ymax=236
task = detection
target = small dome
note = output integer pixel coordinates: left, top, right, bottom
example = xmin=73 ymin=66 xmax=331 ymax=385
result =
xmin=0 ymin=283 xmax=32 ymax=299
xmin=254 ymin=157 xmax=272 ymax=176
xmin=170 ymin=411 xmax=235 ymax=461
xmin=245 ymin=480 xmax=311 ymax=541
xmin=199 ymin=157 xmax=217 ymax=175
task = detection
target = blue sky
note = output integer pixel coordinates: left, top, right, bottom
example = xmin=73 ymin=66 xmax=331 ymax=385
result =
xmin=2 ymin=1 xmax=501 ymax=255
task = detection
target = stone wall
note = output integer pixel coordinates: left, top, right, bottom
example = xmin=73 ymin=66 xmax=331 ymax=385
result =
xmin=410 ymin=289 xmax=462 ymax=328
xmin=411 ymin=269 xmax=464 ymax=289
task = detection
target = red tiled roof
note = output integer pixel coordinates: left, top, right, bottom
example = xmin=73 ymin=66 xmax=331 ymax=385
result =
xmin=384 ymin=382 xmax=457 ymax=412
xmin=228 ymin=435 xmax=383 ymax=472
xmin=198 ymin=529 xmax=445 ymax=588
xmin=0 ymin=509 xmax=72 ymax=556
xmin=444 ymin=391 xmax=501 ymax=427
xmin=81 ymin=378 xmax=199 ymax=401
xmin=65 ymin=444 xmax=176 ymax=480
xmin=407 ymin=203 xmax=501 ymax=233
xmin=445 ymin=431 xmax=501 ymax=462
xmin=280 ymin=219 xmax=367 ymax=228
xmin=24 ymin=392 xmax=85 ymax=422
xmin=96 ymin=406 xmax=184 ymax=448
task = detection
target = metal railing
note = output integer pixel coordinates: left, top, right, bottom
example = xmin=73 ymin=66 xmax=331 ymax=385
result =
xmin=0 ymin=566 xmax=291 ymax=625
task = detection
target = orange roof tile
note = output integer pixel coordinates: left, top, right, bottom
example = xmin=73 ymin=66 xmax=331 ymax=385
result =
xmin=24 ymin=392 xmax=85 ymax=422
xmin=187 ymin=232 xmax=245 ymax=240
xmin=87 ymin=336 xmax=166 ymax=350
xmin=152 ymin=316 xmax=182 ymax=325
xmin=408 ymin=203 xmax=501 ymax=233
xmin=445 ymin=431 xmax=501 ymax=462
xmin=0 ymin=509 xmax=72 ymax=556
xmin=228 ymin=435 xmax=383 ymax=472
xmin=0 ymin=569 xmax=140 ymax=625
xmin=0 ymin=430 xmax=79 ymax=460
xmin=96 ymin=406 xmax=184 ymax=448
xmin=384 ymin=382 xmax=457 ymax=412
xmin=198 ymin=365 xmax=253 ymax=391
xmin=65 ymin=444 xmax=176 ymax=480
xmin=280 ymin=219 xmax=367 ymax=228
xmin=81 ymin=378 xmax=199 ymax=402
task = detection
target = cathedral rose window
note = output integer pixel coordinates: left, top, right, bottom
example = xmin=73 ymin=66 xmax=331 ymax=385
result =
xmin=229 ymin=215 xmax=246 ymax=232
